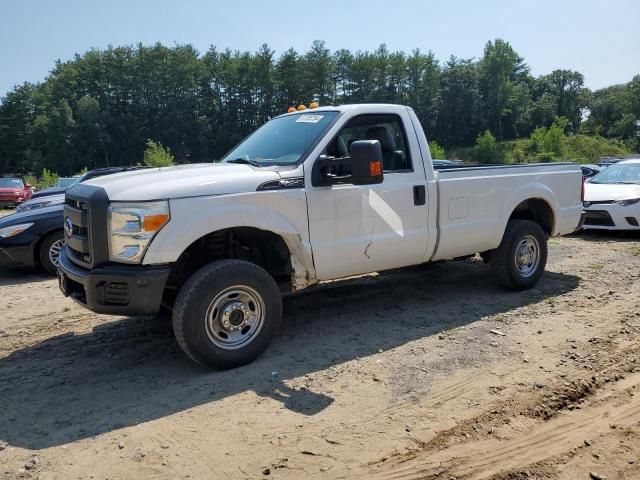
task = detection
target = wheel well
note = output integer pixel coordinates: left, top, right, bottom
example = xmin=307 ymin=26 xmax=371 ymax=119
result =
xmin=509 ymin=198 xmax=554 ymax=235
xmin=167 ymin=227 xmax=293 ymax=293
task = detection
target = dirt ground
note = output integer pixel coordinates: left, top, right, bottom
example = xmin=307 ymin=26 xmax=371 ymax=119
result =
xmin=1 ymin=224 xmax=639 ymax=480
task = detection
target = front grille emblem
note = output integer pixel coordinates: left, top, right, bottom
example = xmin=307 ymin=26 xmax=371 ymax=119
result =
xmin=64 ymin=217 xmax=73 ymax=237
xmin=583 ymin=201 xmax=591 ymax=208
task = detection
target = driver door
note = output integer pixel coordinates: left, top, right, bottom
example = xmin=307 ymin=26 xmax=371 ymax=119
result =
xmin=305 ymin=112 xmax=429 ymax=280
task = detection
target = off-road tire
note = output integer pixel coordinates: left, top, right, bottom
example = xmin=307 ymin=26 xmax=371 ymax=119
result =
xmin=172 ymin=259 xmax=282 ymax=369
xmin=490 ymin=220 xmax=547 ymax=291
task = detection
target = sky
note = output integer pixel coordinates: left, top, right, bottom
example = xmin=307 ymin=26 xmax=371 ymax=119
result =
xmin=1 ymin=0 xmax=638 ymax=97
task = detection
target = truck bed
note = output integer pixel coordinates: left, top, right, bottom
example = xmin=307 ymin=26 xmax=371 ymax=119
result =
xmin=430 ymin=162 xmax=583 ymax=261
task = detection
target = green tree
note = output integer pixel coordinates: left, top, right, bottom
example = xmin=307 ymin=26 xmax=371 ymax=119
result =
xmin=473 ymin=130 xmax=501 ymax=163
xmin=143 ymin=140 xmax=175 ymax=167
xmin=534 ymin=70 xmax=586 ymax=131
xmin=41 ymin=168 xmax=59 ymax=188
xmin=0 ymin=39 xmax=637 ymax=176
xmin=479 ymin=39 xmax=528 ymax=140
xmin=428 ymin=140 xmax=446 ymax=159
xmin=436 ymin=57 xmax=482 ymax=147
xmin=406 ymin=49 xmax=440 ymax=134
xmin=528 ymin=117 xmax=569 ymax=160
xmin=302 ymin=40 xmax=334 ymax=105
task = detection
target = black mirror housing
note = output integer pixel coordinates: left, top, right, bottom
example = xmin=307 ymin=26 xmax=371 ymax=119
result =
xmin=311 ymin=140 xmax=384 ymax=187
xmin=349 ymin=140 xmax=384 ymax=185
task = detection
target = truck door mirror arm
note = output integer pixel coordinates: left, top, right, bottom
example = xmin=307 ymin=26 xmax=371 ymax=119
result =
xmin=311 ymin=140 xmax=384 ymax=187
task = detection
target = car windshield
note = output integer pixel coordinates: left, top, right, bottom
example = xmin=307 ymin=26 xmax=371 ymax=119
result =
xmin=0 ymin=178 xmax=23 ymax=188
xmin=220 ymin=112 xmax=338 ymax=166
xmin=56 ymin=177 xmax=77 ymax=187
xmin=590 ymin=163 xmax=640 ymax=184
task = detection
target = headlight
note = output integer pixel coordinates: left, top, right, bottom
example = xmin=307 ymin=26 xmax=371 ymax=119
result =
xmin=0 ymin=223 xmax=34 ymax=238
xmin=618 ymin=198 xmax=640 ymax=207
xmin=108 ymin=201 xmax=170 ymax=263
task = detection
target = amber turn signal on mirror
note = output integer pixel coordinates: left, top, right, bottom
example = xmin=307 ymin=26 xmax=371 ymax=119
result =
xmin=369 ymin=161 xmax=382 ymax=177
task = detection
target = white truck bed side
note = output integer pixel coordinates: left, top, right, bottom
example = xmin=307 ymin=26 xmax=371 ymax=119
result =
xmin=430 ymin=163 xmax=583 ymax=261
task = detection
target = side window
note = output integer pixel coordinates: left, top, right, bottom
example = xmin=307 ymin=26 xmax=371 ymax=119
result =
xmin=322 ymin=115 xmax=412 ymax=172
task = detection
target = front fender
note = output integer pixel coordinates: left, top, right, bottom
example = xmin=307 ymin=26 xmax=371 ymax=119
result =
xmin=142 ymin=191 xmax=317 ymax=289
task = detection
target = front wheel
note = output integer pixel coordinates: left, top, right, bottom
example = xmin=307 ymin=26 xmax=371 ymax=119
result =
xmin=490 ymin=220 xmax=548 ymax=290
xmin=39 ymin=231 xmax=65 ymax=275
xmin=172 ymin=259 xmax=282 ymax=369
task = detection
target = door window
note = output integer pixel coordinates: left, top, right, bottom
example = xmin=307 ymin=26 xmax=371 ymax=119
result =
xmin=323 ymin=114 xmax=412 ymax=174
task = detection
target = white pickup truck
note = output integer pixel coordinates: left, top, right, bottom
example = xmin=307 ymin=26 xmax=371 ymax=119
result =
xmin=58 ymin=104 xmax=584 ymax=369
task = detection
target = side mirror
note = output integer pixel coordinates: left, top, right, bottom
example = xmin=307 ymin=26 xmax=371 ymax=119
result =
xmin=311 ymin=140 xmax=384 ymax=187
xmin=349 ymin=140 xmax=384 ymax=186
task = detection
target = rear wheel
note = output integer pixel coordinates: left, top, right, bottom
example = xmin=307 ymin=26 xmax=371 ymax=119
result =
xmin=39 ymin=231 xmax=65 ymax=275
xmin=490 ymin=220 xmax=547 ymax=290
xmin=172 ymin=259 xmax=282 ymax=369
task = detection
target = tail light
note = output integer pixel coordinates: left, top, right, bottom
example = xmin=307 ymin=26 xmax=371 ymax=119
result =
xmin=581 ymin=176 xmax=585 ymax=203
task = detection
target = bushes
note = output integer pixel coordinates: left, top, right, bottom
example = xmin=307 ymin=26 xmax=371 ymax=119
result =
xmin=566 ymin=135 xmax=629 ymax=163
xmin=527 ymin=118 xmax=568 ymax=161
xmin=472 ymin=130 xmax=503 ymax=163
xmin=428 ymin=140 xmax=446 ymax=159
xmin=40 ymin=168 xmax=59 ymax=188
xmin=501 ymin=118 xmax=631 ymax=164
xmin=23 ymin=174 xmax=38 ymax=189
xmin=143 ymin=140 xmax=175 ymax=167
xmin=22 ymin=168 xmax=61 ymax=190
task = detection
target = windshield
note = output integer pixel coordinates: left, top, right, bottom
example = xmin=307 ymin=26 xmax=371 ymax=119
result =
xmin=56 ymin=177 xmax=77 ymax=187
xmin=220 ymin=112 xmax=339 ymax=166
xmin=0 ymin=178 xmax=23 ymax=188
xmin=590 ymin=163 xmax=640 ymax=184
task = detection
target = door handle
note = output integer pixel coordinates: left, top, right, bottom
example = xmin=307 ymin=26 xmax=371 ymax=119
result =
xmin=413 ymin=185 xmax=426 ymax=206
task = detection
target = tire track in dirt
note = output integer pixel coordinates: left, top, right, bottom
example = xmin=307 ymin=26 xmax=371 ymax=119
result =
xmin=372 ymin=372 xmax=640 ymax=480
xmin=368 ymin=287 xmax=640 ymax=480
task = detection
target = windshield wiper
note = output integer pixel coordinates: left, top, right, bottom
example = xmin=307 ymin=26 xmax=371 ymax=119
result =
xmin=226 ymin=158 xmax=261 ymax=167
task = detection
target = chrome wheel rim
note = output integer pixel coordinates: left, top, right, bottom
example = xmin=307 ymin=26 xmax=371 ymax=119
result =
xmin=205 ymin=285 xmax=265 ymax=350
xmin=49 ymin=239 xmax=65 ymax=267
xmin=514 ymin=235 xmax=540 ymax=277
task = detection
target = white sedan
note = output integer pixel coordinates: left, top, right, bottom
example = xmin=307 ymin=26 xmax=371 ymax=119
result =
xmin=582 ymin=158 xmax=640 ymax=230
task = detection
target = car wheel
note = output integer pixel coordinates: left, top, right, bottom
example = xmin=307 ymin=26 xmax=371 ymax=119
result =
xmin=490 ymin=220 xmax=547 ymax=291
xmin=39 ymin=231 xmax=65 ymax=275
xmin=172 ymin=259 xmax=282 ymax=369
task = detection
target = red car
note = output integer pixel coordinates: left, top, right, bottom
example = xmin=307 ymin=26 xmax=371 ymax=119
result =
xmin=0 ymin=177 xmax=34 ymax=207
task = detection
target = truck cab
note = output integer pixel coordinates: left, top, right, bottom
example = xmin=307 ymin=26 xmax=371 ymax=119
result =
xmin=58 ymin=104 xmax=583 ymax=369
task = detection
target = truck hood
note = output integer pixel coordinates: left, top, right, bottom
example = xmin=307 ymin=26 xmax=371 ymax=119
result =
xmin=82 ymin=163 xmax=282 ymax=201
xmin=584 ymin=182 xmax=640 ymax=202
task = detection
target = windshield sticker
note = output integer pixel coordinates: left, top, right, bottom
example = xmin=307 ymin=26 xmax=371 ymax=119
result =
xmin=296 ymin=114 xmax=324 ymax=124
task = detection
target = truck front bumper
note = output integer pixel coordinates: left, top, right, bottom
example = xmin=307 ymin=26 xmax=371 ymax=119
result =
xmin=58 ymin=249 xmax=171 ymax=316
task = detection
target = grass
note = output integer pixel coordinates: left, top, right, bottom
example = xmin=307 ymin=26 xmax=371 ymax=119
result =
xmin=589 ymin=263 xmax=605 ymax=271
xmin=0 ymin=208 xmax=15 ymax=218
xmin=492 ymin=314 xmax=507 ymax=323
xmin=630 ymin=247 xmax=640 ymax=257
